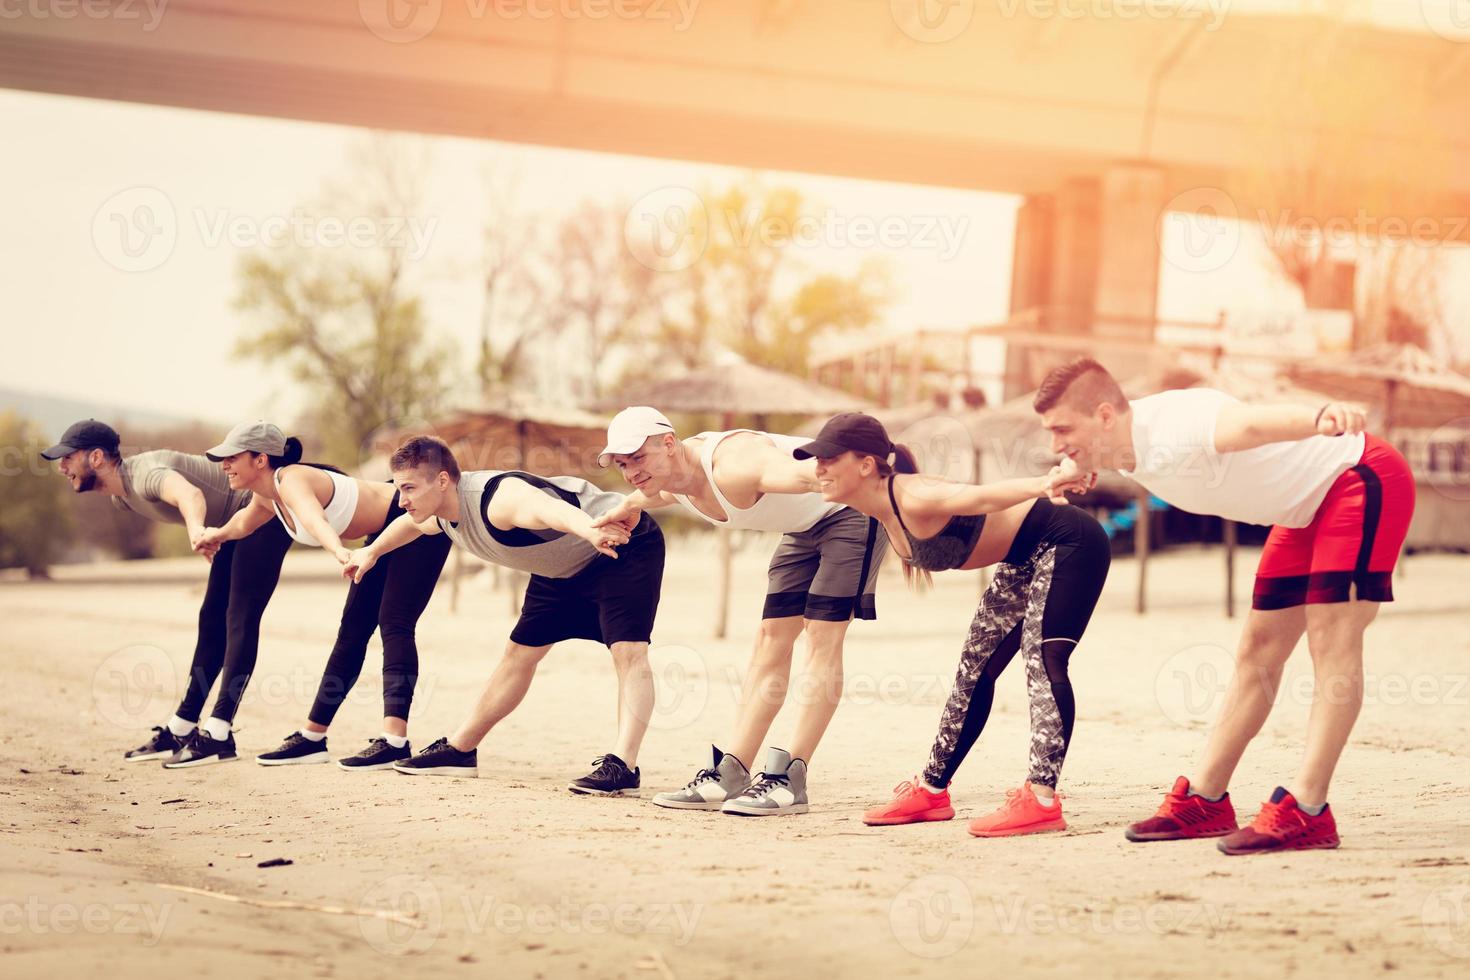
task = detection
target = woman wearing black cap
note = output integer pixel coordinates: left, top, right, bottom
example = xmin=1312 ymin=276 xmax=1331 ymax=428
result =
xmin=791 ymin=412 xmax=1111 ymax=837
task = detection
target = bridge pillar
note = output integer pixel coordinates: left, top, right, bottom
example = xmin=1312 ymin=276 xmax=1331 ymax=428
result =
xmin=1005 ymin=162 xmax=1168 ymax=396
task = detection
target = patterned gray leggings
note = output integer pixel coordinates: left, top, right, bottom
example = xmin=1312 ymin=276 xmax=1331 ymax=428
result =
xmin=922 ymin=528 xmax=1109 ymax=789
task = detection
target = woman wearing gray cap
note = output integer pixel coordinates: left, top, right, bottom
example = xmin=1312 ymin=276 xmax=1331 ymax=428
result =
xmin=41 ymin=418 xmax=292 ymax=767
xmin=183 ymin=421 xmax=451 ymax=770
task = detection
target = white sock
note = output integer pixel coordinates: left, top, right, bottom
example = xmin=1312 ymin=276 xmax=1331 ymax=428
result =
xmin=920 ymin=779 xmax=945 ymax=794
xmin=201 ymin=717 xmax=232 ymax=741
xmin=300 ymin=728 xmax=327 ymax=742
xmin=167 ymin=715 xmax=196 ymax=738
xmin=382 ymin=732 xmax=408 ymax=749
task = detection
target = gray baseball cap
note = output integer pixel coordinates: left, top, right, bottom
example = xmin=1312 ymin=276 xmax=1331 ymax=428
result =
xmin=206 ymin=420 xmax=287 ymax=461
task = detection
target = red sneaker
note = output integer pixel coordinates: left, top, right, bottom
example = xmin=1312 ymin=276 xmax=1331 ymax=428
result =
xmin=967 ymin=783 xmax=1066 ymax=838
xmin=863 ymin=778 xmax=956 ymax=826
xmin=1217 ymin=787 xmax=1340 ymax=856
xmin=1125 ymin=776 xmax=1238 ymax=842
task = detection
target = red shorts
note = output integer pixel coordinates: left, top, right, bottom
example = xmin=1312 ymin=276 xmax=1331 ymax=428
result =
xmin=1252 ymin=434 xmax=1416 ymax=610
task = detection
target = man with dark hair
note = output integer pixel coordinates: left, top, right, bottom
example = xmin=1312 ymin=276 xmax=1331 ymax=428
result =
xmin=343 ymin=436 xmax=663 ymax=796
xmin=1034 ymin=358 xmax=1416 ymax=855
xmin=41 ymin=419 xmax=293 ymax=764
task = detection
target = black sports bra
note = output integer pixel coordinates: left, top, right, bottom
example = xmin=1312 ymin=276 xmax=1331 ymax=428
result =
xmin=887 ymin=476 xmax=986 ymax=572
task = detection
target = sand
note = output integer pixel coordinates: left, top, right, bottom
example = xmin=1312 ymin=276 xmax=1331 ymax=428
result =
xmin=2 ymin=537 xmax=1468 ymax=979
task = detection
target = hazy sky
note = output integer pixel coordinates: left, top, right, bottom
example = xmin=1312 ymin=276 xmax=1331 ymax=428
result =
xmin=2 ymin=83 xmax=1464 ymax=428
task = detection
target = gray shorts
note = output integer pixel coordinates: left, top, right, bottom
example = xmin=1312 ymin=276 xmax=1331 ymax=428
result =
xmin=762 ymin=507 xmax=888 ymax=622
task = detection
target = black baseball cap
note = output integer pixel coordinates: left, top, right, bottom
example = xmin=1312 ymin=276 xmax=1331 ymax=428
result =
xmin=793 ymin=413 xmax=894 ymax=461
xmin=40 ymin=419 xmax=121 ymax=461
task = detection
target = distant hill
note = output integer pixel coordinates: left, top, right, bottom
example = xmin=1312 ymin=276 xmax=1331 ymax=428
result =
xmin=0 ymin=386 xmax=227 ymax=441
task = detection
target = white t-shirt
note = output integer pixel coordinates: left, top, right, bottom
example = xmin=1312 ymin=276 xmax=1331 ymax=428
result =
xmin=1121 ymin=388 xmax=1365 ymax=528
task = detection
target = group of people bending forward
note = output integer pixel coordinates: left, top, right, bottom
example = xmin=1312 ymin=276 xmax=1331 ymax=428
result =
xmin=44 ymin=357 xmax=1414 ymax=856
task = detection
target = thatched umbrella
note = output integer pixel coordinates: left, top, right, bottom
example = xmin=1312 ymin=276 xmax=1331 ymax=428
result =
xmin=1285 ymin=344 xmax=1470 ymax=431
xmin=599 ymin=359 xmax=873 ymax=638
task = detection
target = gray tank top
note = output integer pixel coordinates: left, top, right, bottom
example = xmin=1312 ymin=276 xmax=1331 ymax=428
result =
xmin=113 ymin=450 xmax=252 ymax=527
xmin=436 ymin=470 xmax=627 ymax=578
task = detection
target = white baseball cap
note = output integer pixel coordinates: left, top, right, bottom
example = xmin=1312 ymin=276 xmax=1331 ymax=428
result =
xmin=598 ymin=407 xmax=676 ymax=467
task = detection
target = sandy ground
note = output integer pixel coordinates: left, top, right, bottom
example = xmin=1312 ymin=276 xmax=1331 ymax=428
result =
xmin=2 ymin=535 xmax=1469 ymax=979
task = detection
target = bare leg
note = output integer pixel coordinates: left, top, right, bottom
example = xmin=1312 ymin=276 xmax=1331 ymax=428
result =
xmin=1291 ymin=601 xmax=1379 ymax=807
xmin=787 ymin=619 xmax=852 ymax=764
xmin=1191 ymin=606 xmax=1306 ymax=798
xmin=727 ymin=616 xmax=805 ymax=770
xmin=610 ymin=641 xmax=654 ymax=767
xmin=449 ymin=641 xmax=552 ymax=751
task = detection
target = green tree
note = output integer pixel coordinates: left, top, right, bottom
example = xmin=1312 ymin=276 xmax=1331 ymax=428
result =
xmin=233 ymin=137 xmax=455 ymax=467
xmin=0 ymin=412 xmax=76 ymax=577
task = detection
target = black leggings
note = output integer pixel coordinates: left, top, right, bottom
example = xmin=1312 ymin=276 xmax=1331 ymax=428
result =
xmin=176 ymin=517 xmax=293 ymax=724
xmin=923 ymin=501 xmax=1111 ymax=790
xmin=308 ymin=498 xmax=452 ymax=726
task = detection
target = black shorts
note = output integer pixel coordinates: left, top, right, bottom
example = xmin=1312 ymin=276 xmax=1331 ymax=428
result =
xmin=762 ymin=507 xmax=888 ymax=622
xmin=509 ymin=513 xmax=665 ymax=648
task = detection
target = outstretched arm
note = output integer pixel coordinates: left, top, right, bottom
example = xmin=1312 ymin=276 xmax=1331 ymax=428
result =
xmin=1213 ymin=401 xmax=1365 ymax=454
xmin=755 ymin=455 xmax=821 ymax=495
xmin=155 ymin=471 xmax=210 ymax=549
xmin=895 ymin=458 xmax=1092 ymax=519
xmin=488 ymin=478 xmax=631 ymax=558
xmin=589 ymin=488 xmax=675 ymax=530
xmin=342 ymin=512 xmax=437 ymax=583
xmin=276 ymin=466 xmax=353 ymax=562
xmin=199 ymin=494 xmax=275 ymax=551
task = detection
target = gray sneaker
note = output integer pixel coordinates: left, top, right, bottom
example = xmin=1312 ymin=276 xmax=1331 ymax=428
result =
xmin=721 ymin=747 xmax=809 ymax=816
xmin=652 ymin=745 xmax=750 ymax=810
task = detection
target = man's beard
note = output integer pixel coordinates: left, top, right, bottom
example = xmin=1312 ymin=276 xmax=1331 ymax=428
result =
xmin=74 ymin=469 xmax=98 ymax=493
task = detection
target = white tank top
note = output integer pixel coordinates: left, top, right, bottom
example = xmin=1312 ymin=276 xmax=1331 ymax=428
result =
xmin=671 ymin=430 xmax=843 ymax=533
xmin=271 ymin=466 xmax=361 ymax=547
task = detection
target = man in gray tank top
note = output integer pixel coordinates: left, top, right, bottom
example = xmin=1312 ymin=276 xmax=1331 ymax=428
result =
xmin=41 ymin=419 xmax=293 ymax=766
xmin=593 ymin=407 xmax=890 ymax=817
xmin=340 ymin=435 xmax=664 ymax=796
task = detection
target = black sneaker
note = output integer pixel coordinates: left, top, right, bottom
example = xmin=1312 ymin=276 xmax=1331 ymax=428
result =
xmin=124 ymin=726 xmax=185 ymax=762
xmin=568 ymin=754 xmax=640 ymax=797
xmin=393 ymin=737 xmax=477 ymax=777
xmin=338 ymin=737 xmax=411 ymax=771
xmin=256 ymin=731 xmax=330 ymax=767
xmin=161 ymin=729 xmax=238 ymax=769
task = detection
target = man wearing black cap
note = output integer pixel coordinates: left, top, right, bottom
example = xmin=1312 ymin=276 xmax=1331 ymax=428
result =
xmin=42 ymin=420 xmax=293 ymax=766
xmin=594 ymin=408 xmax=889 ymax=817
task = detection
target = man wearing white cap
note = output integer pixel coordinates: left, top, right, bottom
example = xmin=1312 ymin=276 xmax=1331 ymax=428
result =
xmin=594 ymin=407 xmax=889 ymax=816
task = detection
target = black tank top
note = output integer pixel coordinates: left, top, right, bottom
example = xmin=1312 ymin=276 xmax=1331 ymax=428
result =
xmin=887 ymin=476 xmax=986 ymax=571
